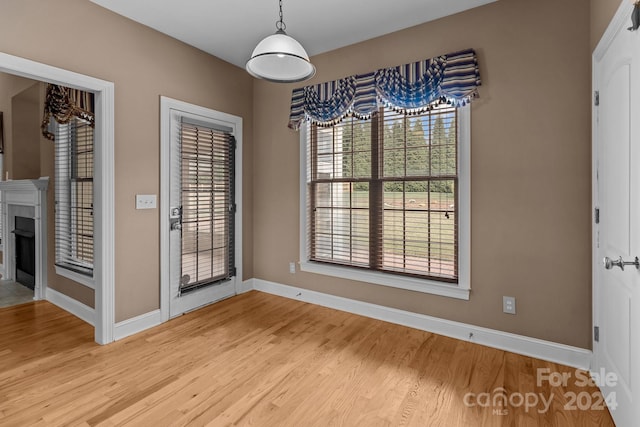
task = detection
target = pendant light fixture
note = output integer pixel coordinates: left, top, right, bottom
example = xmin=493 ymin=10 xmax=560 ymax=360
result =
xmin=246 ymin=0 xmax=316 ymax=83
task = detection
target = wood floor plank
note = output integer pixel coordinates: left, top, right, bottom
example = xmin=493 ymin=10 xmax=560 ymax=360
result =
xmin=0 ymin=292 xmax=615 ymax=426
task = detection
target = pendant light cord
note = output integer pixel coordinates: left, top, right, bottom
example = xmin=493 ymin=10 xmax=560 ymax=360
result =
xmin=276 ymin=0 xmax=286 ymax=32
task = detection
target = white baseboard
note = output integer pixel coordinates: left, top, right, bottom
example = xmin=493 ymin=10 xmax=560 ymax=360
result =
xmin=46 ymin=287 xmax=95 ymax=326
xmin=251 ymin=279 xmax=592 ymax=370
xmin=114 ymin=309 xmax=162 ymax=341
xmin=112 ymin=280 xmax=253 ymax=341
xmin=237 ymin=279 xmax=254 ymax=294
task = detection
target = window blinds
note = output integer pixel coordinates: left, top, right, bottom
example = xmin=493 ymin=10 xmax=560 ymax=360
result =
xmin=54 ymin=117 xmax=94 ymax=275
xmin=308 ymin=105 xmax=458 ymax=282
xmin=179 ymin=121 xmax=235 ymax=293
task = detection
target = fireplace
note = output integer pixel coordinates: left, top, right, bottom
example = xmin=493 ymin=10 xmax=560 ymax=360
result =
xmin=0 ymin=178 xmax=49 ymax=299
xmin=13 ymin=216 xmax=35 ymax=289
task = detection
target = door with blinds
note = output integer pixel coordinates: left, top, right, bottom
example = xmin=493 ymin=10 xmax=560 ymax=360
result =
xmin=168 ymin=115 xmax=237 ymax=318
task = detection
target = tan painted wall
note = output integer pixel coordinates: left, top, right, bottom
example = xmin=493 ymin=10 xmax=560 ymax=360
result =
xmin=11 ymin=83 xmax=41 ymax=180
xmin=0 ymin=0 xmax=254 ymax=321
xmin=591 ymin=0 xmax=626 ymax=50
xmin=253 ymin=0 xmax=593 ymax=349
xmin=0 ymin=73 xmax=38 ymax=278
xmin=0 ymin=73 xmax=39 ymax=179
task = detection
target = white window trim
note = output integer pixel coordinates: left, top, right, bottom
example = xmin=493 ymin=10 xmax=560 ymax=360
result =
xmin=55 ymin=265 xmax=95 ymax=289
xmin=299 ymin=105 xmax=471 ymax=300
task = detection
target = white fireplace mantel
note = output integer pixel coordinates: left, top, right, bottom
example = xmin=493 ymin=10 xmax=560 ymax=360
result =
xmin=0 ymin=178 xmax=49 ymax=300
xmin=0 ymin=178 xmax=49 ymax=201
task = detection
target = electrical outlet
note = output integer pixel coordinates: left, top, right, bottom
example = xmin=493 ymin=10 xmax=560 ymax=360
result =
xmin=289 ymin=262 xmax=296 ymax=274
xmin=503 ymin=296 xmax=516 ymax=314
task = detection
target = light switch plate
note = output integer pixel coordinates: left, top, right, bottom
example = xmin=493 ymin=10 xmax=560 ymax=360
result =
xmin=136 ymin=194 xmax=157 ymax=210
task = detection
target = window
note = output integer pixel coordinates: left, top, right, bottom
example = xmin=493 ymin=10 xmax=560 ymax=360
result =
xmin=292 ymin=49 xmax=479 ymax=299
xmin=54 ymin=116 xmax=94 ymax=279
xmin=301 ymin=105 xmax=470 ymax=299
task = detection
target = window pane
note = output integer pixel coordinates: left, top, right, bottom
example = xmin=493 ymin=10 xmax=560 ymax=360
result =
xmin=383 ymin=148 xmax=405 ymax=178
xmin=317 ymin=154 xmax=333 ymax=179
xmin=383 ymin=112 xmax=406 ymax=149
xmin=406 ymin=147 xmax=429 ymax=176
xmin=339 ymin=149 xmax=353 ymax=178
xmin=429 ymin=110 xmax=457 ymax=176
xmin=316 ymin=128 xmax=334 ymax=154
xmin=352 ymin=184 xmax=369 ymax=208
xmin=332 ymin=183 xmax=350 ymax=208
xmin=353 ymin=151 xmax=371 ymax=178
xmin=338 ymin=118 xmax=372 ymax=179
xmin=315 ymin=183 xmax=332 ymax=208
xmin=311 ymin=182 xmax=369 ymax=266
xmin=407 ymin=116 xmax=428 ymax=148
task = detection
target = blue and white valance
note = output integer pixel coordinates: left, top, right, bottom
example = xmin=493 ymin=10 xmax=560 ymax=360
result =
xmin=288 ymin=48 xmax=481 ymax=130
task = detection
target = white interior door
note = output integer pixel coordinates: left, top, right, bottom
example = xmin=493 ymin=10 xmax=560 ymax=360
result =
xmin=593 ymin=5 xmax=640 ymax=426
xmin=165 ymin=101 xmax=239 ymax=319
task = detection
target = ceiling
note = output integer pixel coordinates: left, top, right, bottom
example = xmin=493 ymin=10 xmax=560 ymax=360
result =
xmin=89 ymin=0 xmax=496 ymax=69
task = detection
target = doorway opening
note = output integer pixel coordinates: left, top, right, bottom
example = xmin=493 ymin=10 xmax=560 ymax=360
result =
xmin=0 ymin=52 xmax=115 ymax=344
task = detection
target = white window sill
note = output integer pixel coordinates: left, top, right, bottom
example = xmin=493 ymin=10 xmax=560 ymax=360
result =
xmin=55 ymin=265 xmax=95 ymax=290
xmin=299 ymin=261 xmax=470 ymax=300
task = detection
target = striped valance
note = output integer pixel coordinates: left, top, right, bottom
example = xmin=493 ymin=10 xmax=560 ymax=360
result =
xmin=41 ymin=84 xmax=95 ymax=141
xmin=288 ymin=48 xmax=481 ymax=130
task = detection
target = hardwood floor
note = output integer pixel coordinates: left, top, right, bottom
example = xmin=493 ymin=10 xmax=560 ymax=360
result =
xmin=0 ymin=291 xmax=614 ymax=426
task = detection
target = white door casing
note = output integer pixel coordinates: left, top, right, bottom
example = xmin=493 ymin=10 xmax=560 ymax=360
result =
xmin=160 ymin=97 xmax=243 ymax=320
xmin=0 ymin=52 xmax=115 ymax=344
xmin=593 ymin=1 xmax=640 ymax=425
